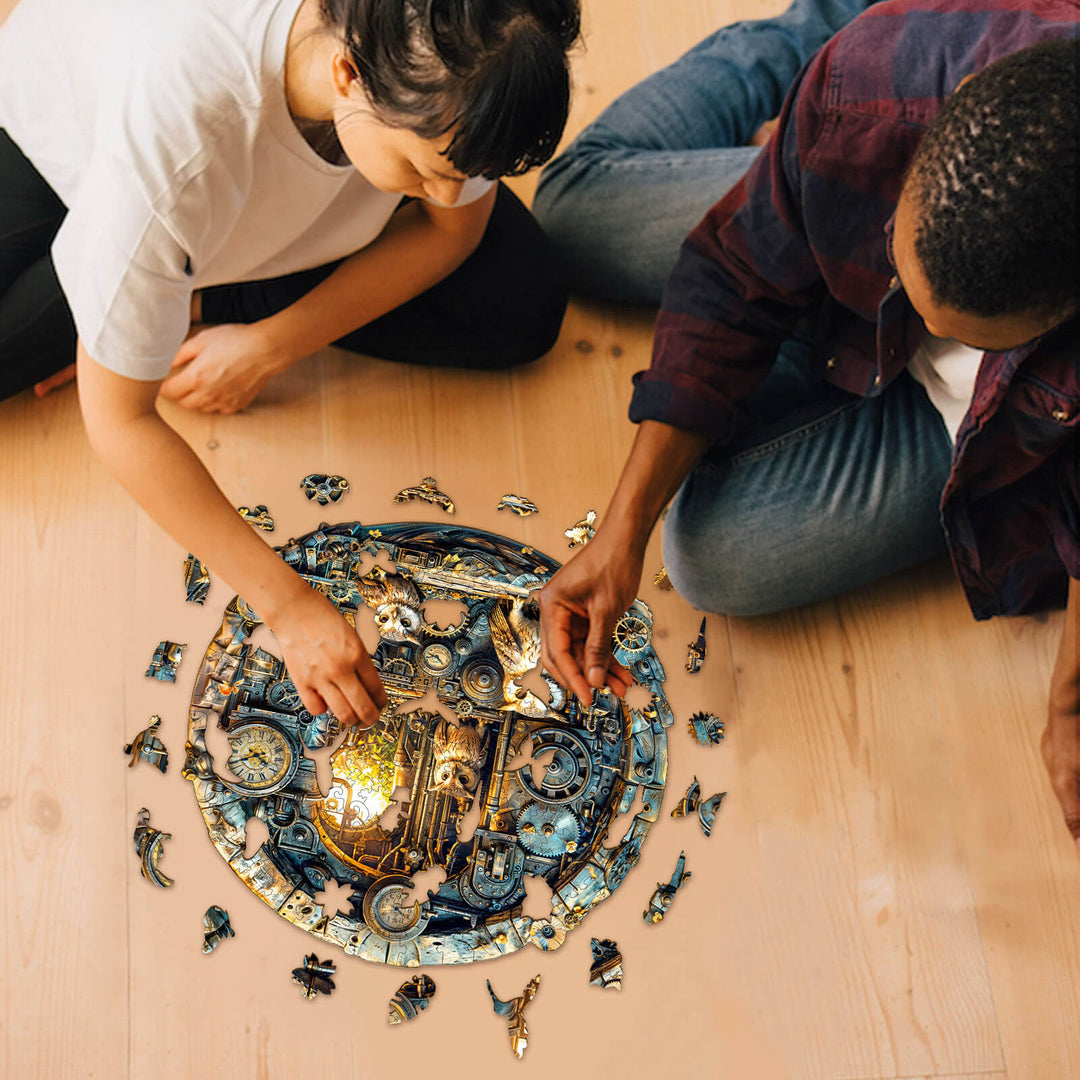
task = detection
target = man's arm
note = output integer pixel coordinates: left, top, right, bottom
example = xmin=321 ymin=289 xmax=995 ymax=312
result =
xmin=77 ymin=342 xmax=387 ymax=724
xmin=539 ymin=421 xmax=709 ymax=702
xmin=1042 ymin=577 xmax=1080 ymax=847
xmin=159 ymin=188 xmax=497 ymax=412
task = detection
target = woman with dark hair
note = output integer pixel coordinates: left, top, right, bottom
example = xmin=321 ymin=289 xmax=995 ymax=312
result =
xmin=0 ymin=0 xmax=579 ymax=724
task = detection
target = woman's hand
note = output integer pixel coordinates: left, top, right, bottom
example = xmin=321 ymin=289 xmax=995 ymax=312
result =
xmin=160 ymin=323 xmax=289 ymax=413
xmin=539 ymin=527 xmax=639 ymax=704
xmin=270 ymin=585 xmax=388 ymax=728
xmin=1042 ymin=579 xmax=1080 ymax=849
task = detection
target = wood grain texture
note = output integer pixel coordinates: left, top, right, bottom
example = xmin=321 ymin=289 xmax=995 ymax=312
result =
xmin=2 ymin=0 xmax=1078 ymax=1078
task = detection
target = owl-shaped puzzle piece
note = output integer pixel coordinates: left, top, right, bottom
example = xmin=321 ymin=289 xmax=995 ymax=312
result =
xmin=356 ymin=566 xmax=424 ymax=643
xmin=429 ymin=718 xmax=488 ymax=800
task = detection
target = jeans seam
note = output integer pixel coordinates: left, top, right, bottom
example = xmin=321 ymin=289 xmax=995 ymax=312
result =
xmin=697 ymin=398 xmax=861 ymax=475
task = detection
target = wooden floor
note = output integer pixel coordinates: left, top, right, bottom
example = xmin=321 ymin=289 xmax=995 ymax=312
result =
xmin=2 ymin=2 xmax=1078 ymax=1078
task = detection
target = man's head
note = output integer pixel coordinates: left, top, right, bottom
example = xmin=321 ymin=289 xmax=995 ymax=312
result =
xmin=894 ymin=39 xmax=1078 ymax=351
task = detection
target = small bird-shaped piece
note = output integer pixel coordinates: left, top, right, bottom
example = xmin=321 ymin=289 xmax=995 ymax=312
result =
xmin=564 ymin=509 xmax=598 ymax=548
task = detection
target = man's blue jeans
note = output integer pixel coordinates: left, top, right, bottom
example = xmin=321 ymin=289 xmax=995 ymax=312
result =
xmin=534 ymin=0 xmax=881 ymax=304
xmin=535 ymin=0 xmax=954 ymax=614
xmin=662 ymin=337 xmax=953 ymax=615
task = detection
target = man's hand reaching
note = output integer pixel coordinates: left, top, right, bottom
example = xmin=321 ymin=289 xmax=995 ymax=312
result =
xmin=539 ymin=527 xmax=639 ymax=703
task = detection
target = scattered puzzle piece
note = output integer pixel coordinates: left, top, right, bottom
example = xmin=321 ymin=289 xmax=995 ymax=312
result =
xmin=643 ymin=851 xmax=690 ymax=924
xmin=301 ymin=474 xmax=349 ymax=505
xmin=487 ymin=975 xmax=540 ymax=1058
xmin=699 ymin=791 xmax=727 ymax=837
xmin=145 ymin=641 xmax=185 ymax=682
xmin=292 ymin=954 xmax=336 ymax=1000
xmin=497 ymin=493 xmax=539 ymax=516
xmin=201 ymin=906 xmax=234 ymax=954
xmin=670 ymin=777 xmax=700 ymax=819
xmin=183 ymin=553 xmax=210 ymax=604
xmin=388 ymin=974 xmax=436 ymax=1024
xmin=564 ymin=509 xmax=597 ymax=548
xmin=393 ymin=476 xmax=456 ymax=513
xmin=237 ymin=504 xmax=275 ymax=531
xmin=589 ymin=938 xmax=623 ymax=990
xmin=123 ymin=715 xmax=168 ymax=773
xmin=688 ymin=711 xmax=725 ymax=746
xmin=685 ymin=617 xmax=707 ymax=674
xmin=133 ymin=808 xmax=174 ymax=888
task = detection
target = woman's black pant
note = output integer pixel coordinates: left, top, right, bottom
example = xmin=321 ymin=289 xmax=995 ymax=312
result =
xmin=0 ymin=128 xmax=568 ymax=402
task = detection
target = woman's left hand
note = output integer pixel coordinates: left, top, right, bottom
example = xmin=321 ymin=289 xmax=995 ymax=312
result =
xmin=160 ymin=323 xmax=288 ymax=413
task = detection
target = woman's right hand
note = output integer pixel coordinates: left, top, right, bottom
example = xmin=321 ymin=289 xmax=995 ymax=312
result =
xmin=270 ymin=586 xmax=388 ymax=728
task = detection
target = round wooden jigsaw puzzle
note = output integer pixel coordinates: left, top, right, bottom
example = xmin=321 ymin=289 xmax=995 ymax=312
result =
xmin=183 ymin=521 xmax=672 ymax=966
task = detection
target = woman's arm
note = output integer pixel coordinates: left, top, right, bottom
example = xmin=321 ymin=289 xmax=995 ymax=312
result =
xmin=77 ymin=342 xmax=387 ymax=724
xmin=1042 ymin=576 xmax=1080 ymax=848
xmin=160 ymin=188 xmax=497 ymax=412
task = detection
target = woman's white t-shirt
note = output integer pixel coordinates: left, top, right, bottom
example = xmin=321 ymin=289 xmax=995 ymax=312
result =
xmin=0 ymin=0 xmax=490 ymax=379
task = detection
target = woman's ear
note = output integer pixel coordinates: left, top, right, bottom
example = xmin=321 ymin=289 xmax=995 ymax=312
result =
xmin=330 ymin=51 xmax=359 ymax=98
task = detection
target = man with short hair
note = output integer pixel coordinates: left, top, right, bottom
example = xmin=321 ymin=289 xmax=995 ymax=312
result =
xmin=538 ymin=1 xmax=1080 ymax=844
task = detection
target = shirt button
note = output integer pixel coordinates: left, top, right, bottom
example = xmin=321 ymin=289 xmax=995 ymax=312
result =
xmin=1052 ymin=407 xmax=1071 ymax=422
xmin=825 ymin=357 xmax=837 ymax=370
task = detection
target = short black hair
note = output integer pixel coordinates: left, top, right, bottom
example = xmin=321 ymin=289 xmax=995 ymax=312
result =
xmin=907 ymin=39 xmax=1078 ymax=319
xmin=320 ymin=0 xmax=580 ymax=179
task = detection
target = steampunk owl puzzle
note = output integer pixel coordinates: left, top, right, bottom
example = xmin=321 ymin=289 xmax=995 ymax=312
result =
xmin=184 ymin=521 xmax=673 ymax=966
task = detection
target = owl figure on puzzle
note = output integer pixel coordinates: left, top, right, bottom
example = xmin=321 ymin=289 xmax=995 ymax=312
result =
xmin=429 ymin=719 xmax=488 ymax=800
xmin=356 ymin=566 xmax=424 ymax=644
xmin=488 ymin=598 xmax=565 ymax=717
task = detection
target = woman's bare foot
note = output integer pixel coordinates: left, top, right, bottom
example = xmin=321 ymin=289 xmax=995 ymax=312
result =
xmin=34 ymin=363 xmax=76 ymax=397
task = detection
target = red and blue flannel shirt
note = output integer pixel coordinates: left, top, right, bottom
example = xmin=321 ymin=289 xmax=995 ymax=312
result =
xmin=632 ymin=0 xmax=1079 ymax=618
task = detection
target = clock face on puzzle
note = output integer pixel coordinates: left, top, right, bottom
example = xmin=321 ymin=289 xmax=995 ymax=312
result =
xmin=224 ymin=721 xmax=296 ymax=794
xmin=183 ymin=521 xmax=674 ymax=966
